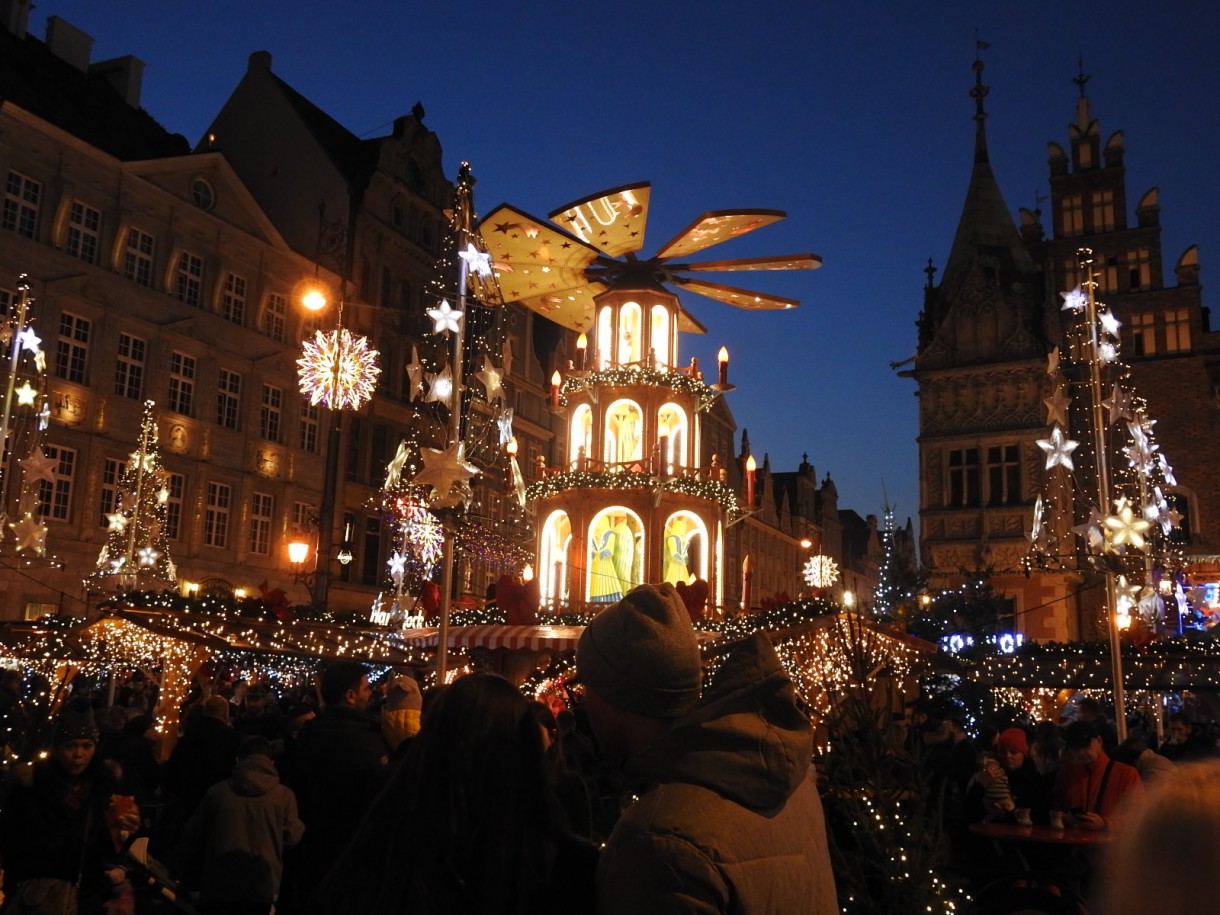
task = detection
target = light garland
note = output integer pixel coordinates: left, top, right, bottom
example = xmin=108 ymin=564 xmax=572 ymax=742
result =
xmin=562 ymin=367 xmax=718 ymax=412
xmin=526 ymin=469 xmax=738 ymax=515
xmin=297 ymin=328 xmax=381 ymax=410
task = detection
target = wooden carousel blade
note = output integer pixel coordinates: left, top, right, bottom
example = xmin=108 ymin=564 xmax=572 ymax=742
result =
xmin=673 ymin=276 xmax=799 ymax=311
xmin=547 ymin=182 xmax=651 ymax=258
xmin=479 ymin=204 xmax=605 ymax=329
xmin=654 ymin=209 xmax=785 ymax=260
xmin=678 ymin=252 xmax=823 ymax=273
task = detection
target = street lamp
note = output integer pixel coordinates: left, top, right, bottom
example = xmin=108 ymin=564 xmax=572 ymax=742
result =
xmin=287 ymin=537 xmax=316 ymax=605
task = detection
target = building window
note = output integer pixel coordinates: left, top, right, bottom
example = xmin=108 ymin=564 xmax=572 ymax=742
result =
xmin=114 ymin=332 xmax=146 ymax=400
xmin=1165 ymin=308 xmax=1191 ymax=352
xmin=2 ymin=170 xmax=40 ymax=238
xmin=0 ymin=287 xmax=13 ymax=312
xmin=250 ymin=492 xmax=272 ymax=555
xmin=1126 ymin=248 xmax=1152 ymax=291
xmin=299 ymin=402 xmax=319 ymax=453
xmin=1096 ymin=256 xmax=1119 ymax=294
xmin=175 ymin=251 xmax=204 ymax=307
xmin=37 ymin=444 xmax=75 ymax=521
xmin=262 ymin=292 xmax=286 ymax=342
xmin=191 ymin=178 xmax=215 ymax=210
xmin=1090 ymin=189 xmax=1115 ymax=232
xmin=123 ymin=227 xmax=155 ymax=286
xmin=168 ymin=352 xmax=196 ymax=415
xmin=260 ymin=384 xmax=282 ymax=442
xmin=164 ymin=472 xmax=184 ymax=540
xmin=99 ymin=458 xmax=127 ymax=527
xmin=222 ymin=273 xmax=247 ymax=325
xmin=217 ymin=369 xmax=241 ymax=429
xmin=55 ymin=313 xmax=90 ymax=383
xmin=204 ymin=481 xmax=231 ymax=547
xmin=65 ymin=200 xmax=101 ymax=264
xmin=947 ymin=447 xmax=980 ymax=508
xmin=1061 ymin=194 xmax=1084 ymax=236
xmin=986 ymin=444 xmax=1021 ymax=506
xmin=292 ymin=501 xmax=316 ymax=533
xmin=1130 ymin=313 xmax=1156 ymax=356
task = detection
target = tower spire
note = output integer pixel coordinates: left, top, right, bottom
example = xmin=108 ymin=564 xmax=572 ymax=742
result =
xmin=970 ymin=36 xmax=991 ymax=164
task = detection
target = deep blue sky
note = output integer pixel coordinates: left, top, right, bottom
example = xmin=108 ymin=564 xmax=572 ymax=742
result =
xmin=32 ymin=2 xmax=1219 ymax=536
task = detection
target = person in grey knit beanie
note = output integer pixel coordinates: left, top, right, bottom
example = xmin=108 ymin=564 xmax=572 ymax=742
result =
xmin=576 ymin=582 xmax=702 ymax=722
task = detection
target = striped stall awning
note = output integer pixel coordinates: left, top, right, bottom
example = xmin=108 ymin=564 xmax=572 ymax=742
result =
xmin=445 ymin=625 xmax=588 ymax=652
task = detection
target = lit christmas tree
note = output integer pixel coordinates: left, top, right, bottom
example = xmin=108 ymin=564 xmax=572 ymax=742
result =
xmin=87 ymin=400 xmax=176 ymax=592
xmin=873 ymin=501 xmax=900 ymax=619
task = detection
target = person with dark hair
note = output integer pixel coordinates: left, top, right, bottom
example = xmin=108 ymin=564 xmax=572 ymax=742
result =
xmin=1114 ymin=734 xmax=1176 ymax=786
xmin=1054 ymin=719 xmax=1144 ymax=831
xmin=1158 ymin=712 xmax=1203 ymax=761
xmin=308 ymin=673 xmax=597 ymax=915
xmin=99 ymin=713 xmax=161 ymax=806
xmin=1075 ymin=696 xmax=1118 ymax=752
xmin=173 ymin=734 xmax=304 ymax=914
xmin=576 ymin=583 xmax=837 ymax=914
xmin=286 ymin=661 xmax=388 ymax=904
xmin=163 ymin=695 xmax=243 ymax=829
xmin=0 ymin=696 xmax=141 ymax=912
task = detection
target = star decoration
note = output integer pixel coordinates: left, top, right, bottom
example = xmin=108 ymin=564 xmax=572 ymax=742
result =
xmin=1029 ymin=496 xmax=1044 ymax=544
xmin=297 ymin=328 xmax=381 ymax=409
xmin=496 ymin=408 xmax=515 ymax=446
xmin=509 ymin=455 xmax=528 ymax=509
xmin=384 ymin=440 xmax=412 ymax=489
xmin=138 ymin=545 xmax=160 ymax=567
xmin=405 ymin=345 xmax=424 ymax=402
xmin=426 ymin=299 xmax=464 ymax=336
xmin=1044 ymin=386 xmax=1071 ymax=427
xmin=387 ymin=552 xmax=407 ymax=581
xmin=474 ymin=355 xmax=505 ymax=403
xmin=803 ymin=554 xmax=841 ymax=589
xmin=1104 ymin=497 xmax=1152 ymax=551
xmin=1099 ymin=341 xmax=1118 ymax=363
xmin=1102 ymin=384 xmax=1134 ymax=423
xmin=106 ymin=512 xmax=129 ymax=532
xmin=15 ymin=381 xmax=37 ymax=406
xmin=1072 ymin=509 xmax=1105 ymax=551
xmin=16 ymin=327 xmax=41 ymax=353
xmin=501 ymin=339 xmax=513 ymax=379
xmin=425 ymin=364 xmax=454 ymax=405
xmin=412 ymin=441 xmax=478 ymax=505
xmin=166 ymin=560 xmax=177 ymax=582
xmin=20 ymin=447 xmax=58 ymax=484
xmin=1046 ymin=348 xmax=1060 ymax=376
xmin=9 ymin=513 xmax=47 ymax=555
xmin=1098 ymin=309 xmax=1122 ymax=337
xmin=1157 ymin=453 xmax=1177 ymax=487
xmin=1036 ymin=425 xmax=1079 ymax=471
xmin=458 ymin=242 xmax=493 ymax=278
xmin=1060 ymin=287 xmax=1087 ymax=313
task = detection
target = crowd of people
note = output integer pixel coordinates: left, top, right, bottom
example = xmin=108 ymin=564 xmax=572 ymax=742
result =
xmin=0 ymin=583 xmax=839 ymax=914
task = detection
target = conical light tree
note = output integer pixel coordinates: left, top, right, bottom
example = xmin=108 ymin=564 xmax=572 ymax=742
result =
xmin=87 ymin=400 xmax=176 ymax=592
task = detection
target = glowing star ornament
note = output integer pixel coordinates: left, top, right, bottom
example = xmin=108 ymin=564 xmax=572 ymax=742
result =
xmin=106 ymin=512 xmax=129 ymax=533
xmin=425 ymin=364 xmax=454 ymax=405
xmin=297 ymin=328 xmax=381 ymax=409
xmin=1104 ymin=497 xmax=1152 ymax=551
xmin=9 ymin=513 xmax=47 ymax=555
xmin=1046 ymin=347 xmax=1060 ymax=376
xmin=1036 ymin=425 xmax=1079 ymax=471
xmin=1073 ymin=507 xmax=1106 ymax=551
xmin=1044 ymin=386 xmax=1071 ymax=428
xmin=1060 ymin=286 xmax=1087 ymax=313
xmin=387 ymin=552 xmax=407 ymax=581
xmin=803 ymin=554 xmax=840 ymax=589
xmin=16 ymin=327 xmax=41 ymax=353
xmin=496 ymin=408 xmax=515 ymax=446
xmin=20 ymin=447 xmax=58 ymax=485
xmin=474 ymin=355 xmax=505 ymax=403
xmin=458 ymin=242 xmax=493 ymax=278
xmin=1098 ymin=309 xmax=1122 ymax=337
xmin=15 ymin=381 xmax=37 ymax=406
xmin=405 ymin=345 xmax=425 ymax=402
xmin=1102 ymin=384 xmax=1134 ymax=423
xmin=426 ymin=299 xmax=464 ymax=336
xmin=501 ymin=339 xmax=514 ymax=379
xmin=138 ymin=546 xmax=159 ymax=567
xmin=384 ymin=440 xmax=413 ymax=489
xmin=1029 ymin=496 xmax=1044 ymax=544
xmin=413 ymin=441 xmax=479 ymax=504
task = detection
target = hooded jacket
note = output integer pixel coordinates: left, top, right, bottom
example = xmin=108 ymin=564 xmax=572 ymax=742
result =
xmin=597 ymin=632 xmax=838 ymax=914
xmin=175 ymin=752 xmax=305 ymax=904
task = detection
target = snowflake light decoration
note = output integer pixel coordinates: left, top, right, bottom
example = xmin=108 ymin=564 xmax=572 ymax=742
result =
xmin=395 ymin=492 xmax=445 ymax=573
xmin=803 ymin=554 xmax=840 ymax=589
xmin=297 ymin=328 xmax=381 ymax=409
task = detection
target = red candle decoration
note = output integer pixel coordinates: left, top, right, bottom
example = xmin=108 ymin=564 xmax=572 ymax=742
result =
xmin=718 ymin=346 xmax=729 ymax=386
xmin=550 ymin=370 xmax=562 ymax=408
xmin=745 ymin=454 xmax=756 ymax=506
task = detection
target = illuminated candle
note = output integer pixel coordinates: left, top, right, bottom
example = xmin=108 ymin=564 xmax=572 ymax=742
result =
xmin=718 ymin=346 xmax=729 ymax=386
xmin=576 ymin=333 xmax=587 ymax=371
xmin=550 ymin=371 xmax=562 ymax=408
xmin=658 ymin=432 xmax=669 ymax=474
xmin=745 ymin=454 xmax=756 ymax=506
xmin=741 ymin=554 xmax=753 ymax=613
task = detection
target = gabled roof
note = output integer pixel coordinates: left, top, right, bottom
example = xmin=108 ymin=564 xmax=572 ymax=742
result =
xmin=0 ymin=21 xmax=188 ymax=160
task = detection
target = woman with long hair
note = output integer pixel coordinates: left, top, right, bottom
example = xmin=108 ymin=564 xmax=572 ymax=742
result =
xmin=308 ymin=673 xmax=596 ymax=915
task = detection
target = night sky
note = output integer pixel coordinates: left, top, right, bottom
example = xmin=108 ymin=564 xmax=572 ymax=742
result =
xmin=29 ymin=1 xmax=1219 ymax=539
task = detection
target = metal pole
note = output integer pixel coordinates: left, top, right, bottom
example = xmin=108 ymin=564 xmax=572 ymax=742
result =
xmin=0 ymin=278 xmax=30 ymax=517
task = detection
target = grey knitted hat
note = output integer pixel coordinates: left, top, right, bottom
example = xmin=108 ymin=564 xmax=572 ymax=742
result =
xmin=576 ymin=583 xmax=703 ymax=719
xmin=53 ymin=697 xmax=100 ymax=745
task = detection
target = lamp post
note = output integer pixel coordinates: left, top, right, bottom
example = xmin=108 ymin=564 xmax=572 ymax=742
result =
xmin=300 ymin=285 xmax=340 ymax=610
xmin=287 ymin=536 xmax=316 ymax=605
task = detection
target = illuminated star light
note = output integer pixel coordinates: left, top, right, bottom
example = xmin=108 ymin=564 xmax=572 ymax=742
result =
xmin=458 ymin=242 xmax=493 ymax=278
xmin=803 ymin=554 xmax=840 ymax=589
xmin=387 ymin=552 xmax=407 ymax=581
xmin=384 ymin=440 xmax=413 ymax=490
xmin=9 ymin=512 xmax=47 ymax=555
xmin=425 ymin=364 xmax=454 ymax=405
xmin=20 ymin=447 xmax=58 ymax=484
xmin=1098 ymin=309 xmax=1122 ymax=337
xmin=426 ymin=299 xmax=464 ymax=336
xmin=405 ymin=345 xmax=425 ymax=402
xmin=1036 ymin=425 xmax=1079 ymax=471
xmin=1102 ymin=384 xmax=1134 ymax=423
xmin=1028 ymin=496 xmax=1044 ymax=544
xmin=297 ymin=328 xmax=381 ymax=410
xmin=106 ymin=512 xmax=129 ymax=533
xmin=1045 ymin=347 xmax=1060 ymax=376
xmin=16 ymin=327 xmax=42 ymax=353
xmin=15 ymin=381 xmax=37 ymax=406
xmin=138 ymin=546 xmax=160 ymax=567
xmin=1044 ymin=386 xmax=1071 ymax=428
xmin=412 ymin=441 xmax=478 ymax=505
xmin=1060 ymin=287 xmax=1087 ymax=313
xmin=496 ymin=408 xmax=515 ymax=445
xmin=474 ymin=355 xmax=505 ymax=403
xmin=1104 ymin=497 xmax=1152 ymax=551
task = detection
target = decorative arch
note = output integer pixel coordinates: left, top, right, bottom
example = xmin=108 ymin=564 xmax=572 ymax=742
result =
xmin=539 ymin=510 xmax=572 ymax=608
xmin=605 ymin=398 xmax=643 ymax=468
xmin=657 ymin=402 xmax=689 ymax=471
xmin=619 ymin=301 xmax=642 ymax=365
xmin=662 ymin=511 xmax=708 ymax=586
xmin=569 ymin=404 xmax=593 ymax=466
xmin=596 ymin=305 xmax=613 ymax=370
xmin=651 ymin=304 xmax=671 ymax=369
xmin=588 ymin=507 xmax=643 ymax=603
